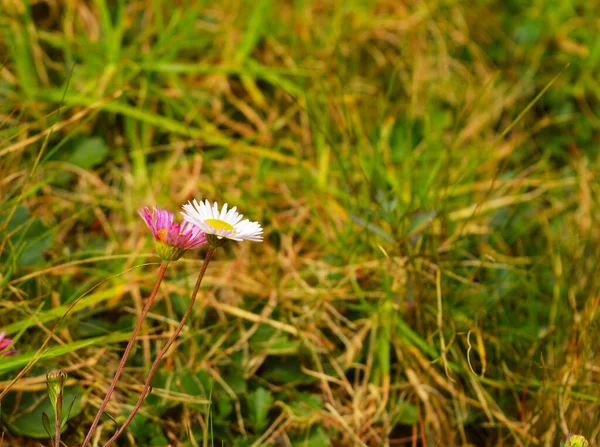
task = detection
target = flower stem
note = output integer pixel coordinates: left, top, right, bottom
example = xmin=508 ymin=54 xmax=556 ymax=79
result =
xmin=54 ymin=392 xmax=62 ymax=447
xmin=101 ymin=247 xmax=215 ymax=447
xmin=81 ymin=261 xmax=169 ymax=447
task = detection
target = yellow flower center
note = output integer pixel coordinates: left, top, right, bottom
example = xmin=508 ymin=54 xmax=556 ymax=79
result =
xmin=205 ymin=218 xmax=235 ymax=232
xmin=157 ymin=229 xmax=168 ymax=241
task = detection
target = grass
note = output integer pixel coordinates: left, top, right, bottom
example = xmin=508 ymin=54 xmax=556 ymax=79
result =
xmin=1 ymin=0 xmax=599 ymax=445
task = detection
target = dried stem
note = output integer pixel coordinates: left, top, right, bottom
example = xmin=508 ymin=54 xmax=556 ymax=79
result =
xmin=102 ymin=247 xmax=215 ymax=447
xmin=81 ymin=261 xmax=169 ymax=447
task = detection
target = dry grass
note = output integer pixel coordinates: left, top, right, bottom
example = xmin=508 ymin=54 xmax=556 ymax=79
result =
xmin=1 ymin=0 xmax=599 ymax=446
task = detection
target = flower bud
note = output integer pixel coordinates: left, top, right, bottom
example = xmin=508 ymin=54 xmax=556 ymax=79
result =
xmin=561 ymin=433 xmax=589 ymax=447
xmin=46 ymin=370 xmax=67 ymax=414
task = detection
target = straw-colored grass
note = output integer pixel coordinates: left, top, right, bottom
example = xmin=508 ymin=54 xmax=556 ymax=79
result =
xmin=1 ymin=0 xmax=599 ymax=445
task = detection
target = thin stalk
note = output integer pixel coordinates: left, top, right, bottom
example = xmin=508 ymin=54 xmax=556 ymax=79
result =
xmin=102 ymin=247 xmax=215 ymax=447
xmin=54 ymin=389 xmax=61 ymax=447
xmin=81 ymin=261 xmax=169 ymax=447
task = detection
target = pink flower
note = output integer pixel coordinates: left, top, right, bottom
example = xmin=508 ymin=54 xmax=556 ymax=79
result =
xmin=0 ymin=331 xmax=16 ymax=356
xmin=138 ymin=206 xmax=206 ymax=261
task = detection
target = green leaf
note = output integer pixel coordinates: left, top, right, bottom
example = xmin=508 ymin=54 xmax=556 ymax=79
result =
xmin=0 ymin=331 xmax=131 ymax=374
xmin=0 ymin=386 xmax=83 ymax=439
xmin=41 ymin=412 xmax=53 ymax=441
xmin=289 ymin=392 xmax=322 ymax=416
xmin=127 ymin=412 xmax=169 ymax=445
xmin=261 ymin=358 xmax=314 ymax=385
xmin=18 ymin=220 xmax=53 ymax=266
xmin=68 ymin=136 xmax=109 ymax=168
xmin=290 ymin=425 xmax=331 ymax=447
xmin=305 ymin=426 xmax=331 ymax=447
xmin=144 ymin=371 xmax=181 ymax=416
xmin=1 ymin=206 xmax=54 ymax=266
xmin=177 ymin=367 xmax=211 ymax=411
xmin=394 ymin=401 xmax=419 ymax=425
xmin=222 ymin=366 xmax=247 ymax=395
xmin=216 ymin=394 xmax=234 ymax=419
xmin=234 ymin=0 xmax=272 ymax=64
xmin=246 ymin=387 xmax=273 ymax=432
xmin=233 ymin=436 xmax=259 ymax=447
xmin=4 ymin=206 xmax=28 ymax=232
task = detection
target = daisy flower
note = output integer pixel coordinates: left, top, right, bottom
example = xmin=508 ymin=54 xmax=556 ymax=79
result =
xmin=0 ymin=331 xmax=16 ymax=356
xmin=181 ymin=200 xmax=263 ymax=246
xmin=138 ymin=206 xmax=207 ymax=261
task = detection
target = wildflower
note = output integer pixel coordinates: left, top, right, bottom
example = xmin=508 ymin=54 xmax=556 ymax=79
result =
xmin=0 ymin=331 xmax=16 ymax=356
xmin=561 ymin=434 xmax=589 ymax=447
xmin=46 ymin=370 xmax=67 ymax=414
xmin=181 ymin=200 xmax=263 ymax=246
xmin=138 ymin=206 xmax=207 ymax=261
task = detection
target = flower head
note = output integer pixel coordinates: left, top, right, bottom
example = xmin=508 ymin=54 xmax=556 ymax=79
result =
xmin=562 ymin=434 xmax=589 ymax=447
xmin=181 ymin=200 xmax=263 ymax=246
xmin=138 ymin=206 xmax=207 ymax=261
xmin=47 ymin=370 xmax=68 ymax=413
xmin=0 ymin=331 xmax=16 ymax=356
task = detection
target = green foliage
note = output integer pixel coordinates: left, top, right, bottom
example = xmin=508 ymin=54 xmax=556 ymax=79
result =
xmin=0 ymin=385 xmax=83 ymax=439
xmin=2 ymin=206 xmax=54 ymax=267
xmin=246 ymin=387 xmax=273 ymax=432
xmin=127 ymin=413 xmax=171 ymax=447
xmin=1 ymin=0 xmax=599 ymax=445
xmin=68 ymin=137 xmax=109 ymax=169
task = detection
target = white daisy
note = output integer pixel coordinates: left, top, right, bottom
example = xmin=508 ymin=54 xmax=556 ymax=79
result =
xmin=182 ymin=199 xmax=263 ymax=243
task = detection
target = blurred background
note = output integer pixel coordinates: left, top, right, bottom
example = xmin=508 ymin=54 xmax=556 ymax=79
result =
xmin=1 ymin=0 xmax=599 ymax=445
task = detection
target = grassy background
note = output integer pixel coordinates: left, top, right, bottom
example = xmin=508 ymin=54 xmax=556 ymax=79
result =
xmin=1 ymin=0 xmax=599 ymax=445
